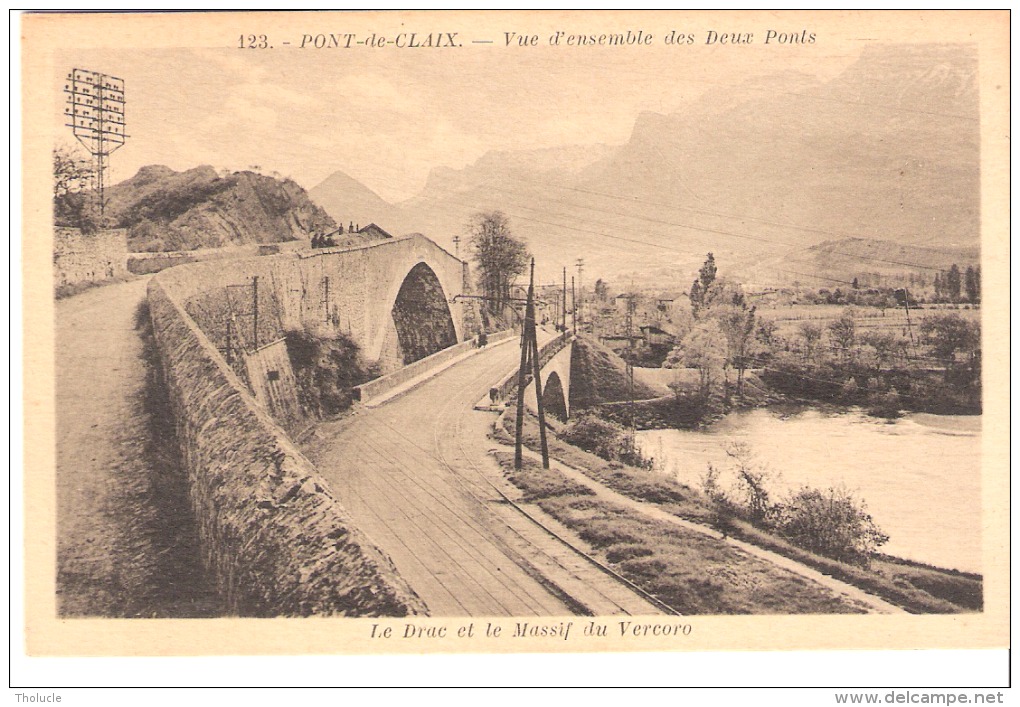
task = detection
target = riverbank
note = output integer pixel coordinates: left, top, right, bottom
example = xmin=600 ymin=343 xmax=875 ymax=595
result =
xmin=594 ymin=372 xmax=776 ymax=431
xmin=498 ymin=411 xmax=981 ymax=613
xmin=639 ymin=405 xmax=982 ymax=575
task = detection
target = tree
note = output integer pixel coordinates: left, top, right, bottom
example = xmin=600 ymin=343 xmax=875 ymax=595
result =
xmin=828 ymin=307 xmax=857 ymax=361
xmin=726 ymin=442 xmax=780 ymax=526
xmin=920 ymin=313 xmax=980 ymax=363
xmin=665 ymin=318 xmax=727 ymax=398
xmin=53 ymin=145 xmax=94 ymax=198
xmin=690 ymin=253 xmax=717 ymax=316
xmin=716 ymin=303 xmax=758 ymax=395
xmin=860 ymin=331 xmax=904 ymax=369
xmin=945 ymin=264 xmax=962 ymax=303
xmin=755 ymin=318 xmax=782 ymax=357
xmin=468 ymin=211 xmax=530 ymax=321
xmin=53 ymin=145 xmax=102 ymax=233
xmin=798 ymin=321 xmax=823 ymax=362
xmin=703 ymin=277 xmax=746 ymax=311
xmin=593 ymin=278 xmax=609 ymax=302
xmin=964 ymin=265 xmax=980 ymax=304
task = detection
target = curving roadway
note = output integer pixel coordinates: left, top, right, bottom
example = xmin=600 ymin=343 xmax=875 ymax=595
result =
xmin=303 ymin=335 xmax=664 ymax=617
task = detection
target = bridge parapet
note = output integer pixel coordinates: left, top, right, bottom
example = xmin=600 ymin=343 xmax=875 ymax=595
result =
xmin=488 ymin=330 xmax=573 ymax=407
xmin=154 ymin=233 xmax=467 ymax=374
xmin=355 ymin=329 xmax=514 ymax=406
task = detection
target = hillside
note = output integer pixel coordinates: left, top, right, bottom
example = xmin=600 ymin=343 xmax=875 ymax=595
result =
xmin=748 ymin=238 xmax=980 ymax=287
xmin=104 ymin=165 xmax=338 ymax=252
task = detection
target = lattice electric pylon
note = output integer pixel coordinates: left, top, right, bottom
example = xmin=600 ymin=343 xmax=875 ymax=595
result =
xmin=63 ymin=68 xmax=127 ymax=217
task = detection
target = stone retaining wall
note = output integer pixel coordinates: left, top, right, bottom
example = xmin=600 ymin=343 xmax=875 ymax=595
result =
xmin=147 ymin=278 xmax=426 ymax=616
xmin=53 ymin=227 xmax=128 ymax=285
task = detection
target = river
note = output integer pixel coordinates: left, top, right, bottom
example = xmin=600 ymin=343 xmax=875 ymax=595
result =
xmin=636 ymin=406 xmax=981 ymax=574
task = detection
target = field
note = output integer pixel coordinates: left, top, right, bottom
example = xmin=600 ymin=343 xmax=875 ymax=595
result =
xmin=756 ymin=303 xmax=981 ymax=341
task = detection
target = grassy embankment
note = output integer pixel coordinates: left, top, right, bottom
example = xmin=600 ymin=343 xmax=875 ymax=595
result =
xmin=498 ymin=450 xmax=867 ymax=615
xmin=497 ymin=412 xmax=982 ymax=614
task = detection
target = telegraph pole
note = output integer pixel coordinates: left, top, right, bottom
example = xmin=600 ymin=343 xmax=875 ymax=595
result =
xmin=452 ymin=234 xmax=461 ymax=259
xmin=625 ymin=295 xmax=637 ymax=431
xmin=323 ymin=276 xmax=331 ymax=324
xmin=252 ymin=276 xmax=260 ymax=349
xmin=225 ymin=319 xmax=234 ymax=365
xmin=562 ymin=267 xmax=567 ymax=331
xmin=895 ymin=288 xmax=919 ymax=360
xmin=63 ymin=68 xmax=127 ymax=218
xmin=514 ymin=259 xmax=550 ymax=470
xmin=529 ymin=300 xmax=550 ymax=468
xmin=514 ymin=273 xmax=532 ymax=470
xmin=575 ymin=258 xmax=585 ymax=328
xmin=571 ymin=276 xmax=577 ymax=331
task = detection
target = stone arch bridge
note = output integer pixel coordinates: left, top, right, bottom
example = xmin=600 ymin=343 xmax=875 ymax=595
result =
xmin=171 ymin=234 xmax=469 ymax=375
xmin=489 ymin=331 xmax=575 ymax=422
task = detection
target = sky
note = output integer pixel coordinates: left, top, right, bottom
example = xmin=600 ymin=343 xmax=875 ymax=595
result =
xmin=55 ymin=42 xmax=863 ymax=203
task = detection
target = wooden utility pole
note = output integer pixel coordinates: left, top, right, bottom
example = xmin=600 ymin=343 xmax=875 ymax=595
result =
xmin=514 ymin=278 xmax=531 ymax=471
xmin=571 ymin=276 xmax=576 ymax=331
xmin=575 ymin=258 xmax=585 ymax=328
xmin=514 ymin=259 xmax=550 ymax=470
xmin=225 ymin=319 xmax=234 ymax=365
xmin=625 ymin=295 xmax=637 ymax=431
xmin=252 ymin=275 xmax=259 ymax=349
xmin=529 ymin=310 xmax=550 ymax=468
xmin=323 ymin=276 xmax=331 ymax=324
xmin=562 ymin=267 xmax=567 ymax=331
xmin=896 ymin=288 xmax=919 ymax=360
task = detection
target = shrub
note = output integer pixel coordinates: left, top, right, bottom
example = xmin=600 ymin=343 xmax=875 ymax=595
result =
xmin=867 ymin=387 xmax=902 ymax=419
xmin=285 ymin=327 xmax=377 ymax=417
xmin=841 ymin=377 xmax=859 ymax=399
xmin=560 ymin=412 xmax=652 ymax=468
xmin=777 ymin=486 xmax=889 ymax=567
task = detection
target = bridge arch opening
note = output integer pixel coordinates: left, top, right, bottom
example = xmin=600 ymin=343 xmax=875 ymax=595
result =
xmin=542 ymin=371 xmax=568 ymax=422
xmin=390 ymin=262 xmax=457 ymax=365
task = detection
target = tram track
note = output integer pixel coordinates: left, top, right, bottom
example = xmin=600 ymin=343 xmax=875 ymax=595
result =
xmin=304 ymin=335 xmax=664 ymax=617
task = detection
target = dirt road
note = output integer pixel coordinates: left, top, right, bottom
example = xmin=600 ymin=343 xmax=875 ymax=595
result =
xmin=55 ymin=278 xmax=218 ymax=617
xmin=305 ymin=337 xmax=664 ymax=617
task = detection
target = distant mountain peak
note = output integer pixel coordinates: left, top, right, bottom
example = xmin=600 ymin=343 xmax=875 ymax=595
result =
xmin=309 ymin=170 xmax=399 ymax=232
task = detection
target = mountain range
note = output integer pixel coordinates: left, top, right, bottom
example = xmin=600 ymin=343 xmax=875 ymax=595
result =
xmin=308 ymin=44 xmax=980 ymax=287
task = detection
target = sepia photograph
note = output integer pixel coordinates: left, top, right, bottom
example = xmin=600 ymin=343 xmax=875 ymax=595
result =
xmin=16 ymin=10 xmax=1009 ymax=676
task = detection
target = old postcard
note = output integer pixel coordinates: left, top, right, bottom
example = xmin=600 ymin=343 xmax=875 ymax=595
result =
xmin=17 ymin=10 xmax=1009 ymax=664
